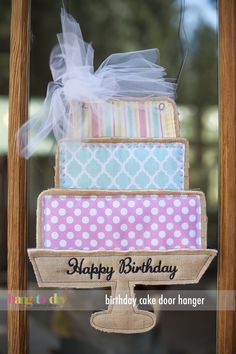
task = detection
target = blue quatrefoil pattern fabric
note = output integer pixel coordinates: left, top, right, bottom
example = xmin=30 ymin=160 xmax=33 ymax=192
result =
xmin=58 ymin=141 xmax=186 ymax=190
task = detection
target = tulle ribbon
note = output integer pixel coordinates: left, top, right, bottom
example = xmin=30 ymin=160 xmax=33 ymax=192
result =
xmin=18 ymin=8 xmax=176 ymax=158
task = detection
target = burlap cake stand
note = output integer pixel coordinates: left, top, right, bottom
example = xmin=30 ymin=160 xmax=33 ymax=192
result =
xmin=28 ymin=248 xmax=216 ymax=333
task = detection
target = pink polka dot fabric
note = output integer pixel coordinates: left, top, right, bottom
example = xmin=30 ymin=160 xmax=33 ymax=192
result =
xmin=41 ymin=193 xmax=205 ymax=250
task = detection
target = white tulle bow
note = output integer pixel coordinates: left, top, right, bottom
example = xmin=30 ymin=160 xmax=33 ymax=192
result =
xmin=18 ymin=8 xmax=176 ymax=158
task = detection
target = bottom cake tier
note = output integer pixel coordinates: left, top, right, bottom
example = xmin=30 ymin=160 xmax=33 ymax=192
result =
xmin=37 ymin=189 xmax=207 ymax=251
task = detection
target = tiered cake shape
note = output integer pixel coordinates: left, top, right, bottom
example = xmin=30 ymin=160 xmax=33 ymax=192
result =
xmin=29 ymin=98 xmax=217 ymax=333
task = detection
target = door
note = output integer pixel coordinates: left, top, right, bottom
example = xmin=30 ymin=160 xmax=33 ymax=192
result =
xmin=6 ymin=0 xmax=236 ymax=353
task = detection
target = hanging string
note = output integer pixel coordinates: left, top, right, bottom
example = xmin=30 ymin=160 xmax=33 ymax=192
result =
xmin=61 ymin=1 xmax=186 ymax=86
xmin=62 ymin=0 xmax=71 ymax=13
xmin=176 ymin=0 xmax=189 ymax=85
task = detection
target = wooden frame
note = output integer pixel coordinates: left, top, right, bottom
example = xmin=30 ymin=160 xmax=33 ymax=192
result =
xmin=7 ymin=0 xmax=236 ymax=352
xmin=8 ymin=0 xmax=30 ymax=353
xmin=217 ymin=0 xmax=236 ymax=353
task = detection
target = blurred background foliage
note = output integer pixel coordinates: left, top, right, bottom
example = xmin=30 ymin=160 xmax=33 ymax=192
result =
xmin=0 ymin=0 xmax=218 ymax=353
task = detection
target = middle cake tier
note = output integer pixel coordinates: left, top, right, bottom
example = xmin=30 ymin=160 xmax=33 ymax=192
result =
xmin=55 ymin=138 xmax=189 ymax=190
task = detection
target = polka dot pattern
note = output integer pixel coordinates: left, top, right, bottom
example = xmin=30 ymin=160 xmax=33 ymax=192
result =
xmin=42 ymin=194 xmax=203 ymax=250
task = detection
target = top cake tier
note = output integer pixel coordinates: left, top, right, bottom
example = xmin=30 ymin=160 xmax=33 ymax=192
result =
xmin=68 ymin=98 xmax=179 ymax=139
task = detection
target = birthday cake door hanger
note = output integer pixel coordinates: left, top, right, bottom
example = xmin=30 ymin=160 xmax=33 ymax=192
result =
xmin=19 ymin=9 xmax=217 ymax=333
xmin=29 ymin=189 xmax=216 ymax=333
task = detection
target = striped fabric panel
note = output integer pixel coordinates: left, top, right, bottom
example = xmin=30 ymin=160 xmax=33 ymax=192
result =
xmin=69 ymin=99 xmax=177 ymax=139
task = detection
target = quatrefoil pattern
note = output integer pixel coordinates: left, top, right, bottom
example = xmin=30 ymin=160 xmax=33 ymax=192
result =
xmin=58 ymin=141 xmax=186 ymax=190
